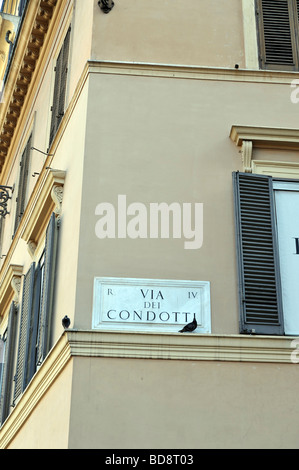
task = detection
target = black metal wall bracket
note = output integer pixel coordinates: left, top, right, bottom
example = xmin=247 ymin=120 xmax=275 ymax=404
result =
xmin=98 ymin=0 xmax=114 ymax=13
xmin=0 ymin=185 xmax=12 ymax=218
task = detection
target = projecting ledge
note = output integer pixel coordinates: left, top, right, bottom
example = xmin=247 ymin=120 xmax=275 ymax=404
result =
xmin=230 ymin=125 xmax=299 ymax=150
xmin=65 ymin=329 xmax=298 ymax=364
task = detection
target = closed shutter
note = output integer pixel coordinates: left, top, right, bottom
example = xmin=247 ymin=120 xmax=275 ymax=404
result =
xmin=49 ymin=27 xmax=71 ymax=147
xmin=0 ymin=302 xmax=18 ymax=425
xmin=24 ymin=264 xmax=42 ymax=387
xmin=256 ymin=0 xmax=299 ymax=70
xmin=13 ymin=263 xmax=35 ymax=404
xmin=14 ymin=134 xmax=32 ymax=233
xmin=233 ymin=172 xmax=284 ymax=334
xmin=57 ymin=26 xmax=71 ymax=128
xmin=36 ymin=213 xmax=59 ymax=366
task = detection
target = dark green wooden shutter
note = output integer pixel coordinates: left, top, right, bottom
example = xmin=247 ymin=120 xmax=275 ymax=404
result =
xmin=0 ymin=302 xmax=18 ymax=425
xmin=13 ymin=263 xmax=35 ymax=404
xmin=14 ymin=134 xmax=32 ymax=233
xmin=36 ymin=213 xmax=59 ymax=366
xmin=256 ymin=0 xmax=299 ymax=70
xmin=57 ymin=26 xmax=71 ymax=128
xmin=24 ymin=264 xmax=42 ymax=387
xmin=49 ymin=27 xmax=71 ymax=147
xmin=233 ymin=172 xmax=284 ymax=335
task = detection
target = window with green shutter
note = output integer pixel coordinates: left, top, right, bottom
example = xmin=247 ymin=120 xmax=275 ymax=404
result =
xmin=256 ymin=0 xmax=299 ymax=70
xmin=12 ymin=213 xmax=59 ymax=406
xmin=0 ymin=302 xmax=18 ymax=424
xmin=49 ymin=26 xmax=71 ymax=147
xmin=13 ymin=263 xmax=35 ymax=404
xmin=36 ymin=213 xmax=59 ymax=366
xmin=233 ymin=172 xmax=299 ymax=335
xmin=14 ymin=134 xmax=32 ymax=234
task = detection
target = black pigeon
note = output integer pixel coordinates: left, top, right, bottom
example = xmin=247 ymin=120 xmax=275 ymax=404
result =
xmin=179 ymin=314 xmax=197 ymax=333
xmin=62 ymin=315 xmax=71 ymax=329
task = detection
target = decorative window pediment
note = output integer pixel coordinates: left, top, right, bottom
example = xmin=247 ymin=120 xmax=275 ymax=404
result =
xmin=0 ymin=264 xmax=22 ymax=322
xmin=230 ymin=125 xmax=299 ymax=173
xmin=20 ymin=169 xmax=65 ymax=257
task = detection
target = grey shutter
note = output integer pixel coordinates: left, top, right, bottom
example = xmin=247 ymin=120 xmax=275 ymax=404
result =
xmin=57 ymin=26 xmax=71 ymax=128
xmin=49 ymin=47 xmax=63 ymax=145
xmin=24 ymin=264 xmax=42 ymax=387
xmin=256 ymin=0 xmax=299 ymax=70
xmin=233 ymin=172 xmax=284 ymax=335
xmin=49 ymin=27 xmax=71 ymax=146
xmin=0 ymin=302 xmax=18 ymax=425
xmin=13 ymin=263 xmax=35 ymax=404
xmin=14 ymin=134 xmax=32 ymax=233
xmin=36 ymin=213 xmax=59 ymax=365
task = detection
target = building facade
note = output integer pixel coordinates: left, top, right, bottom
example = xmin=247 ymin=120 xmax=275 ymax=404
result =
xmin=0 ymin=0 xmax=298 ymax=449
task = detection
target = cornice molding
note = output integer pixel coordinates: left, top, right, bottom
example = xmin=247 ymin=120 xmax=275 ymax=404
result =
xmin=0 ymin=0 xmax=58 ymax=174
xmin=21 ymin=168 xmax=65 ymax=256
xmin=0 ymin=329 xmax=296 ymax=448
xmin=66 ymin=329 xmax=297 ymax=363
xmin=88 ymin=60 xmax=299 ymax=84
xmin=0 ymin=264 xmax=22 ymax=319
xmin=230 ymin=125 xmax=299 ymax=150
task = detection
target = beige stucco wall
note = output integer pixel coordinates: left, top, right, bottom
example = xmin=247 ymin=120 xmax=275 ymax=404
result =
xmin=68 ymin=356 xmax=299 ymax=449
xmin=92 ymin=0 xmax=245 ymax=68
xmin=2 ymin=0 xmax=299 ymax=450
xmin=0 ymin=0 xmax=92 ymax=341
xmin=74 ymin=70 xmax=299 ymax=334
xmin=8 ymin=360 xmax=73 ymax=449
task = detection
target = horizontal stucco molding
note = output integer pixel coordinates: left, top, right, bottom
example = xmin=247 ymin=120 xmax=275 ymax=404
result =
xmin=1 ymin=329 xmax=298 ymax=448
xmin=88 ymin=60 xmax=299 ymax=85
xmin=67 ymin=330 xmax=298 ymax=364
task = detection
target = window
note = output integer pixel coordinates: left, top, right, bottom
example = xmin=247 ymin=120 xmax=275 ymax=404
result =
xmin=14 ymin=134 xmax=32 ymax=233
xmin=0 ymin=302 xmax=18 ymax=425
xmin=49 ymin=26 xmax=71 ymax=147
xmin=233 ymin=171 xmax=299 ymax=335
xmin=13 ymin=213 xmax=59 ymax=405
xmin=256 ymin=0 xmax=299 ymax=70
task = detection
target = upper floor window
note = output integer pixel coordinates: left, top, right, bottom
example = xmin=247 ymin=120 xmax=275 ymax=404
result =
xmin=233 ymin=172 xmax=299 ymax=335
xmin=12 ymin=213 xmax=59 ymax=406
xmin=49 ymin=26 xmax=71 ymax=148
xmin=256 ymin=0 xmax=299 ymax=70
xmin=0 ymin=213 xmax=59 ymax=425
xmin=14 ymin=134 xmax=32 ymax=234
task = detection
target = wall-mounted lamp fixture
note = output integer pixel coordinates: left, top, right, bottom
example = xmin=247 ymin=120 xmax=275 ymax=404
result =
xmin=0 ymin=186 xmax=12 ymax=218
xmin=98 ymin=0 xmax=114 ymax=13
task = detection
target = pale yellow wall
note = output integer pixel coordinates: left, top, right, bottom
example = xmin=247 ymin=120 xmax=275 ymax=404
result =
xmin=50 ymin=81 xmax=89 ymax=341
xmin=8 ymin=360 xmax=73 ymax=449
xmin=74 ymin=71 xmax=299 ymax=334
xmin=69 ymin=356 xmax=299 ymax=449
xmin=92 ymin=0 xmax=246 ymax=68
xmin=0 ymin=0 xmax=92 ymax=341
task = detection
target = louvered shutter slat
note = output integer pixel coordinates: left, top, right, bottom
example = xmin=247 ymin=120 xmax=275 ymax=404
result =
xmin=0 ymin=302 xmax=18 ymax=425
xmin=233 ymin=172 xmax=284 ymax=334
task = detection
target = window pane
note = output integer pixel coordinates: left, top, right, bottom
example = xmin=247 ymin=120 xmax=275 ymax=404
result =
xmin=274 ymin=186 xmax=299 ymax=334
